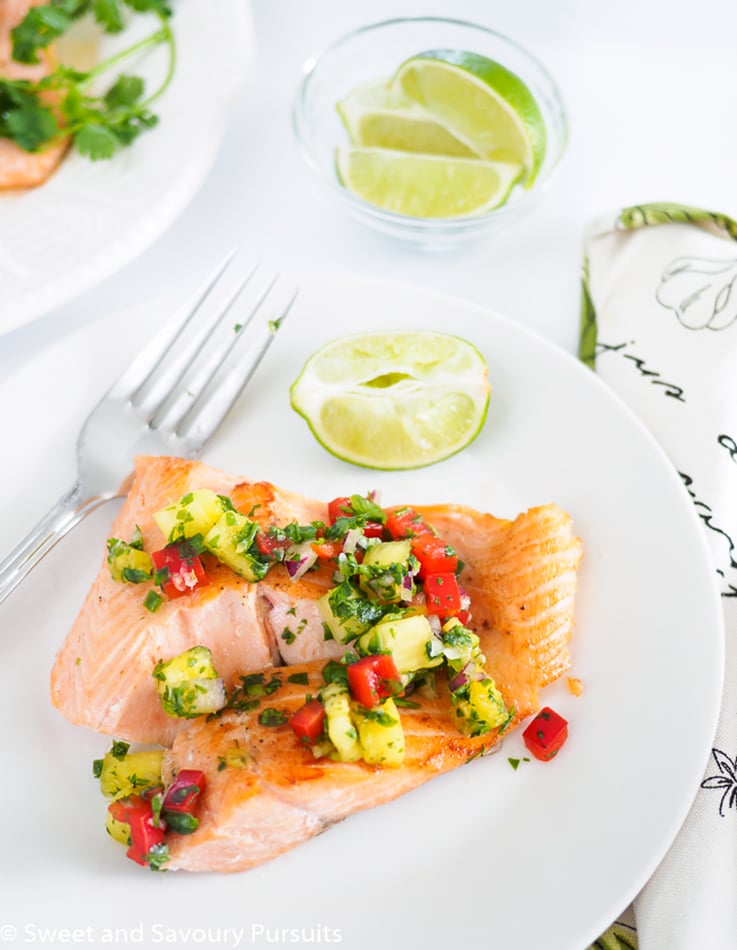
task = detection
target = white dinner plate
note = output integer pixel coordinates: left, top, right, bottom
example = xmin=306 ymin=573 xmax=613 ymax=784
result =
xmin=0 ymin=274 xmax=723 ymax=950
xmin=0 ymin=0 xmax=250 ymax=335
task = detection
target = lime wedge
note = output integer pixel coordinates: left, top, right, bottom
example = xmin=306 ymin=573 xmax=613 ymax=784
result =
xmin=337 ymin=78 xmax=483 ymax=158
xmin=392 ymin=51 xmax=547 ymax=185
xmin=289 ymin=330 xmax=491 ymax=470
xmin=335 ymin=147 xmax=523 ymax=218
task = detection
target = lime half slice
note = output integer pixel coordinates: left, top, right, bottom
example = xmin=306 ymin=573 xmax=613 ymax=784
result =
xmin=289 ymin=330 xmax=491 ymax=470
xmin=392 ymin=51 xmax=547 ymax=186
xmin=335 ymin=147 xmax=522 ymax=218
xmin=337 ymin=78 xmax=483 ymax=158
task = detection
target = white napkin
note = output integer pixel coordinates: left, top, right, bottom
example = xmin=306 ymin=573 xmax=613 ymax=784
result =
xmin=582 ymin=203 xmax=737 ymax=950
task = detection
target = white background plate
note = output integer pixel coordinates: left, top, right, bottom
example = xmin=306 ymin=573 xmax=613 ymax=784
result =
xmin=0 ymin=0 xmax=250 ymax=336
xmin=0 ymin=275 xmax=723 ymax=950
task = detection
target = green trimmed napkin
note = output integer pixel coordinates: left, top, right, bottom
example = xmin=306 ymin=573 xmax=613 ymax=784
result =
xmin=582 ymin=203 xmax=737 ymax=950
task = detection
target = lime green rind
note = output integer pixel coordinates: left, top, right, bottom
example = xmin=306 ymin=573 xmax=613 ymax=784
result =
xmin=395 ymin=49 xmax=547 ymax=186
xmin=289 ymin=391 xmax=491 ymax=471
xmin=334 ymin=147 xmax=523 ymax=219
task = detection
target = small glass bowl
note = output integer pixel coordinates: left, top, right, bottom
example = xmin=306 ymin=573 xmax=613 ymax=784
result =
xmin=292 ymin=16 xmax=568 ymax=249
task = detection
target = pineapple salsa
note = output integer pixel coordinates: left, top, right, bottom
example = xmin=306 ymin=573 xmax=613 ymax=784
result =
xmin=101 ymin=488 xmax=512 ymax=867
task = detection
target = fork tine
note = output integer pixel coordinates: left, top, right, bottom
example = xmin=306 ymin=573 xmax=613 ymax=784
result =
xmin=176 ymin=281 xmax=299 ymax=446
xmin=150 ymin=270 xmax=281 ymax=434
xmin=106 ymin=248 xmax=238 ymax=402
xmin=131 ymin=257 xmax=261 ymax=419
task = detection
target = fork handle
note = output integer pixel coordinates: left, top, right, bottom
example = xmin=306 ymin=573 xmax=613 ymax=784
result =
xmin=0 ymin=484 xmax=115 ymax=607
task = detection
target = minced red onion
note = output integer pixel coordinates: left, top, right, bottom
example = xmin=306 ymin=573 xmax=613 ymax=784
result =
xmin=284 ymin=542 xmax=317 ymax=582
xmin=398 ymin=572 xmax=414 ymax=603
xmin=428 ymin=614 xmax=442 ymax=636
xmin=342 ymin=528 xmax=362 ymax=554
xmin=448 ymin=661 xmax=477 ymax=692
xmin=448 ymin=670 xmax=469 ymax=692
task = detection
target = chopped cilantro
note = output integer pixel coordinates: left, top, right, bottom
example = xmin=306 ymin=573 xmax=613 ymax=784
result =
xmin=145 ymin=842 xmax=170 ymax=872
xmin=321 ymin=660 xmax=350 ymax=689
xmin=162 ymin=811 xmax=199 ymax=835
xmin=110 ymin=740 xmax=130 ymax=760
xmin=287 ymin=672 xmax=310 ymax=686
xmin=258 ymin=708 xmax=288 ymax=727
xmin=394 ymin=697 xmax=420 ymax=709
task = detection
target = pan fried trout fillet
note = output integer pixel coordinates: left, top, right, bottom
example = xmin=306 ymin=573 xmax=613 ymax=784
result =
xmin=0 ymin=0 xmax=71 ymax=189
xmin=52 ymin=456 xmax=582 ymax=747
xmin=162 ymin=642 xmax=557 ymax=873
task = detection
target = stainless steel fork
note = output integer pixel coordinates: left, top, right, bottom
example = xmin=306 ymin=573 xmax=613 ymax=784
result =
xmin=0 ymin=253 xmax=298 ymax=605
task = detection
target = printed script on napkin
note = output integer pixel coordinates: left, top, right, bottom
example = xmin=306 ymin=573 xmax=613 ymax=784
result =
xmin=582 ymin=203 xmax=737 ymax=950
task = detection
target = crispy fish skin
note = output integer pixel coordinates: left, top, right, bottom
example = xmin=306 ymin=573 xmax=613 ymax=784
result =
xmin=0 ymin=1 xmax=71 ymax=189
xmin=163 ymin=663 xmax=502 ymax=873
xmin=414 ymin=503 xmax=582 ymax=714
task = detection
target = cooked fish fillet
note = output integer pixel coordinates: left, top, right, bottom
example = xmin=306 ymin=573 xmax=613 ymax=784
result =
xmin=51 ymin=456 xmax=335 ymax=745
xmin=0 ymin=0 xmax=70 ymax=189
xmin=52 ymin=456 xmax=582 ymax=750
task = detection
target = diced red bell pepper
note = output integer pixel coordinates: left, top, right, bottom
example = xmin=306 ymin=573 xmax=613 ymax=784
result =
xmin=347 ymin=654 xmax=402 ymax=708
xmin=290 ymin=699 xmax=326 ymax=745
xmin=425 ymin=572 xmax=462 ymax=618
xmin=328 ymin=497 xmax=353 ymax=523
xmin=256 ymin=531 xmax=291 ymax=560
xmin=108 ymin=793 xmax=166 ymax=867
xmin=523 ymin=707 xmax=569 ymax=761
xmin=362 ymin=521 xmax=385 ymax=538
xmin=151 ymin=544 xmax=207 ymax=599
xmin=411 ymin=534 xmax=459 ymax=580
xmin=162 ymin=770 xmax=207 ymax=814
xmin=311 ymin=540 xmax=342 ymax=560
xmin=385 ymin=507 xmax=433 ymax=539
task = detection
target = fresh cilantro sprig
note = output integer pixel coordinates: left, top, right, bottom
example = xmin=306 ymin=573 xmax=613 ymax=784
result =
xmin=3 ymin=1 xmax=175 ymax=161
xmin=10 ymin=0 xmax=172 ymax=63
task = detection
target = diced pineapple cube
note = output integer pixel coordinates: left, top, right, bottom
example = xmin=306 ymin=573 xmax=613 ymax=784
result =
xmin=320 ymin=683 xmax=362 ymax=762
xmin=105 ymin=807 xmax=131 ymax=846
xmin=362 ymin=540 xmax=412 ymax=568
xmin=152 ymin=646 xmax=227 ymax=719
xmin=154 ymin=489 xmax=228 ymax=543
xmin=360 ymin=540 xmax=413 ymax=603
xmin=98 ymin=747 xmax=164 ymax=798
xmin=358 ymin=614 xmax=442 ymax=674
xmin=317 ymin=589 xmax=371 ymax=644
xmin=203 ymin=510 xmax=269 ymax=582
xmin=353 ymin=697 xmax=405 ymax=767
xmin=106 ymin=538 xmax=153 ymax=583
xmin=451 ymin=679 xmax=509 ymax=737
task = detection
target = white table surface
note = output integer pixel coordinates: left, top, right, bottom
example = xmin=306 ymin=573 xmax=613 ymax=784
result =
xmin=2 ymin=0 xmax=737 ymax=379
